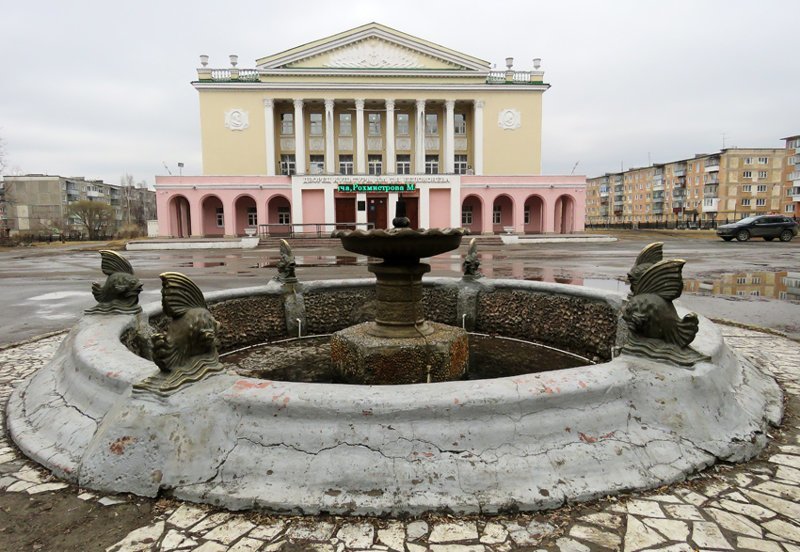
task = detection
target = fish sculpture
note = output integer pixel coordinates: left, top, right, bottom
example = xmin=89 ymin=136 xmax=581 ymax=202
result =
xmin=622 ymin=258 xmax=709 ymax=366
xmin=626 ymin=241 xmax=662 ymax=294
xmin=275 ymin=238 xmax=297 ymax=283
xmin=462 ymin=238 xmax=482 ymax=279
xmin=134 ymin=272 xmax=223 ymax=396
xmin=85 ymin=250 xmax=143 ymax=315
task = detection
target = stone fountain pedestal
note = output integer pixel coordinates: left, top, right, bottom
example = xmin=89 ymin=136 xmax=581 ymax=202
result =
xmin=330 ymin=227 xmax=468 ymax=385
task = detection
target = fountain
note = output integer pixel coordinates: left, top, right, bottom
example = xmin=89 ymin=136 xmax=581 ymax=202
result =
xmin=5 ymin=234 xmax=782 ymax=515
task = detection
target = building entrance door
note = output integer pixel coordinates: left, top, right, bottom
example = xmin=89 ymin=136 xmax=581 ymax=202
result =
xmin=367 ymin=196 xmax=387 ymax=229
xmin=335 ymin=197 xmax=356 ymax=230
xmin=404 ymin=197 xmax=419 ymax=229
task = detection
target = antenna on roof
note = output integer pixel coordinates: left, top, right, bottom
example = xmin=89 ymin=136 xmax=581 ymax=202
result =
xmin=570 ymin=161 xmax=579 ymax=175
xmin=162 ymin=162 xmax=173 ymax=176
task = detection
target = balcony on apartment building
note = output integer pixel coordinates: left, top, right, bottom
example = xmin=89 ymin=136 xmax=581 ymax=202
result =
xmin=600 ymin=207 xmax=609 ymax=217
xmin=702 ymin=198 xmax=720 ymax=212
xmin=672 ymin=187 xmax=686 ymax=199
xmin=792 ymin=186 xmax=800 ymax=202
xmin=790 ymin=171 xmax=800 ymax=184
xmin=672 ymin=165 xmax=687 ymax=177
xmin=703 ymin=184 xmax=719 ymax=197
xmin=704 ymin=156 xmax=720 ymax=172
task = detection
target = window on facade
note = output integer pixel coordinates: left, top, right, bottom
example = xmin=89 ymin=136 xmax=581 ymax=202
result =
xmin=368 ymin=155 xmax=382 ymax=176
xmin=339 ymin=155 xmax=353 ymax=175
xmin=396 ymin=154 xmax=411 ymax=175
xmin=247 ymin=207 xmax=257 ymax=227
xmin=454 ymin=155 xmax=468 ymax=175
xmin=454 ymin=113 xmax=466 ymax=135
xmin=524 ymin=207 xmax=530 ymax=225
xmin=277 ymin=207 xmax=291 ymax=225
xmin=309 ymin=113 xmax=323 ymax=136
xmin=462 ymin=205 xmax=473 ymax=225
xmin=744 ymin=157 xmax=752 ymax=165
xmin=216 ymin=207 xmax=224 ymax=227
xmin=425 ymin=113 xmax=438 ymax=135
xmin=786 ymin=204 xmax=796 ymax=213
xmin=758 ymin=171 xmax=768 ymax=179
xmin=339 ymin=113 xmax=352 ymax=136
xmin=736 ymin=277 xmax=747 ymax=284
xmin=281 ymin=113 xmax=294 ymax=135
xmin=741 ymin=198 xmax=751 ymax=206
xmin=368 ymin=113 xmax=381 ymax=136
xmin=743 ymin=185 xmax=752 ymax=192
xmin=756 ymin=198 xmax=766 ymax=206
xmin=757 ymin=184 xmax=767 ymax=192
xmin=310 ymin=155 xmax=324 ymax=175
xmin=751 ymin=290 xmax=760 ymax=296
xmin=758 ymin=156 xmax=768 ymax=164
xmin=743 ymin=171 xmax=752 ymax=178
xmin=425 ymin=154 xmax=439 ymax=175
xmin=752 ymin=276 xmax=761 ymax=284
xmin=492 ymin=205 xmax=501 ymax=225
xmin=280 ymin=154 xmax=296 ymax=176
xmin=396 ymin=113 xmax=409 ymax=135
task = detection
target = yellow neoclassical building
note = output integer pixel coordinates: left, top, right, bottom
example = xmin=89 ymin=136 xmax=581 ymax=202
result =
xmin=156 ymin=23 xmax=586 ymax=237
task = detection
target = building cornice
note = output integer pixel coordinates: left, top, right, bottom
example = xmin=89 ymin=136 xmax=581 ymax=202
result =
xmin=192 ymin=82 xmax=550 ymax=92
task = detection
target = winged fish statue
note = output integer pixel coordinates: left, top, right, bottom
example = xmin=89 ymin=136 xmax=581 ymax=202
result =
xmin=85 ymin=250 xmax=143 ymax=315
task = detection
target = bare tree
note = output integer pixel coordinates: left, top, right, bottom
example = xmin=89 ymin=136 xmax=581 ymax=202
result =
xmin=0 ymin=135 xmax=6 ymax=175
xmin=68 ymin=200 xmax=115 ymax=240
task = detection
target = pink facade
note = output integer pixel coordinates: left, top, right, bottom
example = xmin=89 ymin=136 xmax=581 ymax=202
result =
xmin=155 ymin=175 xmax=585 ymax=237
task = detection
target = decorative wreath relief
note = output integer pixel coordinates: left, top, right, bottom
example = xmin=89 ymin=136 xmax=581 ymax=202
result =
xmin=224 ymin=109 xmax=249 ymax=131
xmin=497 ymin=108 xmax=521 ymax=130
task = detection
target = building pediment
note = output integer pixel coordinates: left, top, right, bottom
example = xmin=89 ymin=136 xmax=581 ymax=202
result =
xmin=256 ymin=23 xmax=489 ymax=73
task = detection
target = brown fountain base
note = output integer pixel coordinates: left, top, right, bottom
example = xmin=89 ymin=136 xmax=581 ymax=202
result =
xmin=330 ymin=321 xmax=468 ymax=385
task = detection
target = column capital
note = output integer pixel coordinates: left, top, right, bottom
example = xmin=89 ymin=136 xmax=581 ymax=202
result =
xmin=324 ymin=98 xmax=335 ymax=110
xmin=355 ymin=98 xmax=365 ymax=110
xmin=385 ymin=99 xmax=395 ymax=111
xmin=293 ymin=98 xmax=304 ymax=109
xmin=445 ymin=99 xmax=456 ymax=110
xmin=416 ymin=99 xmax=426 ymax=111
xmin=474 ymin=99 xmax=485 ymax=109
xmin=263 ymin=98 xmax=274 ymax=108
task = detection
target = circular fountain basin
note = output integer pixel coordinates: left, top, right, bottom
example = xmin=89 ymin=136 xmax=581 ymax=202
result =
xmin=6 ymin=277 xmax=782 ymax=515
xmin=332 ymin=227 xmax=465 ymax=261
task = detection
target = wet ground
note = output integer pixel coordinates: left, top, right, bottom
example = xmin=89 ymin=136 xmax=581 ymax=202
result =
xmin=0 ymin=230 xmax=798 ymax=345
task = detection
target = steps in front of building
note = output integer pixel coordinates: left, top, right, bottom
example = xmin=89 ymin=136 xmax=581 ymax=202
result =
xmin=258 ymin=233 xmax=505 ymax=249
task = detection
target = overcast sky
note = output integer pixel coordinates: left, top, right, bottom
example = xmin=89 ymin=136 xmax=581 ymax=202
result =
xmin=1 ymin=0 xmax=798 ymax=187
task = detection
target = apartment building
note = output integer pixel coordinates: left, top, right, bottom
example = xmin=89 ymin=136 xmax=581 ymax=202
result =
xmin=0 ymin=174 xmax=156 ymax=237
xmin=784 ymin=135 xmax=800 ymax=216
xmin=587 ymin=144 xmax=793 ymax=226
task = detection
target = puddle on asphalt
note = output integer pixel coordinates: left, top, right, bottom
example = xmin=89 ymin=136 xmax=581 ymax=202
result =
xmin=251 ymin=255 xmax=362 ymax=269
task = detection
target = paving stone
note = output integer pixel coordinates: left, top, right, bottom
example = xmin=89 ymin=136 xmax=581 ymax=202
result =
xmin=479 ymin=522 xmax=507 ymax=544
xmin=647 ymin=494 xmax=683 ymax=503
xmin=761 ymin=519 xmax=800 ymax=543
xmin=646 ymin=545 xmax=693 ymax=551
xmin=77 ymin=492 xmax=96 ymax=500
xmin=406 ymin=521 xmax=429 ymax=541
xmin=555 ymin=537 xmax=590 ymax=552
xmin=691 ymin=521 xmax=733 ymax=550
xmin=264 ymin=542 xmax=287 ymax=552
xmin=724 ymin=491 xmax=749 ymax=502
xmin=204 ymin=518 xmax=256 ymax=544
xmin=286 ymin=521 xmax=335 ymax=542
xmin=429 ymin=546 xmax=485 ymax=552
xmin=624 ymin=515 xmax=665 ymax=551
xmin=0 ymin=453 xmax=16 ymax=464
xmin=579 ymin=512 xmax=623 ymax=529
xmin=642 ymin=518 xmax=690 ymax=541
xmin=105 ymin=521 xmax=165 ymax=552
xmin=160 ymin=529 xmax=197 ymax=550
xmin=191 ymin=543 xmax=228 ymax=552
xmin=783 ymin=543 xmax=800 ymax=552
xmin=751 ymin=480 xmax=800 ymax=501
xmin=775 ymin=465 xmax=800 ymax=484
xmin=705 ymin=507 xmax=761 ymax=537
xmin=0 ymin=476 xmax=17 ymax=489
xmin=569 ymin=524 xmax=622 ymax=549
xmin=779 ymin=445 xmax=800 ymax=455
xmin=249 ymin=520 xmax=286 ymax=541
xmin=735 ymin=536 xmax=783 ymax=552
xmin=167 ymin=504 xmax=209 ymax=529
xmin=377 ymin=522 xmax=405 ymax=551
xmin=406 ymin=544 xmax=427 ymax=552
xmin=26 ymin=481 xmax=69 ymax=494
xmin=662 ymin=503 xmax=704 ymax=521
xmin=714 ymin=498 xmax=777 ymax=520
xmin=98 ymin=497 xmax=126 ymax=506
xmin=673 ymin=489 xmax=706 ymax=506
xmin=429 ymin=521 xmax=479 ymax=543
xmin=626 ymin=499 xmax=664 ymax=518
xmin=336 ymin=522 xmax=375 ymax=548
xmin=768 ymin=454 xmax=800 ymax=469
xmin=742 ymin=489 xmax=800 ymax=519
xmin=14 ymin=466 xmax=46 ymax=484
xmin=6 ymin=480 xmax=35 ymax=492
xmin=228 ymin=537 xmax=266 ymax=551
xmin=701 ymin=480 xmax=731 ymax=497
xmin=190 ymin=512 xmax=232 ymax=534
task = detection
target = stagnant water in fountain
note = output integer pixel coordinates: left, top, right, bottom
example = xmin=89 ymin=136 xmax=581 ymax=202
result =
xmin=221 ymin=334 xmax=591 ymax=384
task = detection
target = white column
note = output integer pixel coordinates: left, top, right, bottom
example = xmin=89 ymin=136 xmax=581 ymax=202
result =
xmin=355 ymin=99 xmax=366 ymax=174
xmin=324 ymin=98 xmax=335 ymax=174
xmin=419 ymin=185 xmax=430 ymax=228
xmin=324 ymin=186 xmax=335 ymax=226
xmin=445 ymin=99 xmax=455 ymax=174
xmin=356 ymin=193 xmax=367 ymax=225
xmin=388 ymin=192 xmax=398 ymax=222
xmin=263 ymin=98 xmax=276 ymax=176
xmin=450 ymin=177 xmax=462 ymax=227
xmin=293 ymin=99 xmax=306 ymax=175
xmin=473 ymin=99 xmax=484 ymax=175
xmin=415 ymin=99 xmax=426 ymax=174
xmin=385 ymin=99 xmax=395 ymax=175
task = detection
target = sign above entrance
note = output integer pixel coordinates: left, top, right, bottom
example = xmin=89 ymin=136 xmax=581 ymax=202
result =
xmin=337 ymin=183 xmax=416 ymax=193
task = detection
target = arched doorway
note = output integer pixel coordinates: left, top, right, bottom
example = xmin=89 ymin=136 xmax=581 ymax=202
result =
xmin=168 ymin=195 xmax=192 ymax=238
xmin=201 ymin=195 xmax=225 ymax=236
xmin=492 ymin=194 xmax=514 ymax=234
xmin=461 ymin=195 xmax=483 ymax=234
xmin=267 ymin=195 xmax=292 ymax=236
xmin=234 ymin=195 xmax=257 ymax=236
xmin=554 ymin=195 xmax=576 ymax=234
xmin=523 ymin=195 xmax=545 ymax=234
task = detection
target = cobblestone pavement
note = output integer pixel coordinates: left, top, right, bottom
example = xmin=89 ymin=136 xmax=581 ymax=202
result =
xmin=1 ymin=326 xmax=800 ymax=552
